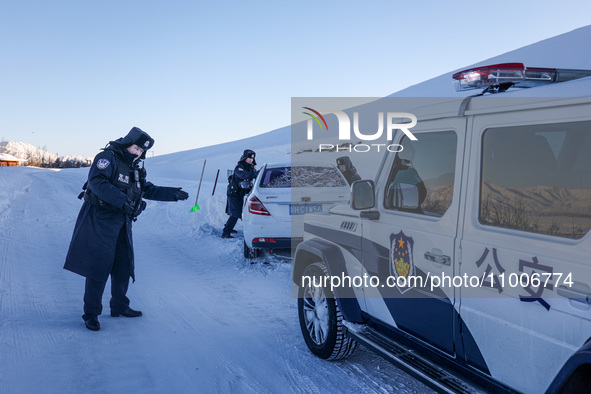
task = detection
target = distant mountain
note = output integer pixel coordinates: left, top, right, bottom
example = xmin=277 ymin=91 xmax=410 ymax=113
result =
xmin=0 ymin=140 xmax=91 ymax=168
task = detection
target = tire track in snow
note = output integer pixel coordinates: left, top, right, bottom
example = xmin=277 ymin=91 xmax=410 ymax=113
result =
xmin=136 ymin=216 xmax=432 ymax=393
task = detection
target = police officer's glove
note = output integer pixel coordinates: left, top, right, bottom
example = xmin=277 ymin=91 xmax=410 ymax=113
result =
xmin=134 ymin=200 xmax=147 ymax=218
xmin=173 ymin=188 xmax=189 ymax=201
xmin=122 ymin=198 xmax=135 ymax=216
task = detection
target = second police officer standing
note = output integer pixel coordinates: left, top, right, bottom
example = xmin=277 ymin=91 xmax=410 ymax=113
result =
xmin=222 ymin=149 xmax=257 ymax=238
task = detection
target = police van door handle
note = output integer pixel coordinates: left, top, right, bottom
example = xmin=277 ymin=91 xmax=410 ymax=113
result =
xmin=424 ymin=250 xmax=451 ymax=266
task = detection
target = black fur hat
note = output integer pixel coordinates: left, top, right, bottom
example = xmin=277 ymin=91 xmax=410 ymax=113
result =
xmin=239 ymin=149 xmax=257 ymax=166
xmin=336 ymin=155 xmax=356 ymax=172
xmin=110 ymin=127 xmax=155 ymax=159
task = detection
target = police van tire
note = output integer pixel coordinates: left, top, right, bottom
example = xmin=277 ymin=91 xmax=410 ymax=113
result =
xmin=243 ymin=241 xmax=260 ymax=259
xmin=298 ymin=262 xmax=357 ymax=360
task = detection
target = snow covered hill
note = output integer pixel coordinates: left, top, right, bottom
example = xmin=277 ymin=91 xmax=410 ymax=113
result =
xmin=0 ymin=140 xmax=91 ymax=167
xmin=2 ymin=25 xmax=591 ymax=393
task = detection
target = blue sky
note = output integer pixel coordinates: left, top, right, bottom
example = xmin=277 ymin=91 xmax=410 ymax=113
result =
xmin=1 ymin=0 xmax=590 ymax=157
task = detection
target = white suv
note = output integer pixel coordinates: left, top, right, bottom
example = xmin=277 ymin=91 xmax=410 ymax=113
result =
xmin=242 ymin=162 xmax=349 ymax=258
xmin=292 ymin=65 xmax=591 ymax=393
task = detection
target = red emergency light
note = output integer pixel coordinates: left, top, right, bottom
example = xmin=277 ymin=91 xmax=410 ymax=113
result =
xmin=452 ymin=63 xmax=591 ymax=92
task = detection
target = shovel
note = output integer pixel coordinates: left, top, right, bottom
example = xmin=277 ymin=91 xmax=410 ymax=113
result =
xmin=191 ymin=159 xmax=206 ymax=212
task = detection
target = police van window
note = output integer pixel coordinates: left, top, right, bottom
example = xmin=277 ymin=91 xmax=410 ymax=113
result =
xmin=384 ymin=131 xmax=457 ymax=217
xmin=480 ymin=121 xmax=591 ymax=239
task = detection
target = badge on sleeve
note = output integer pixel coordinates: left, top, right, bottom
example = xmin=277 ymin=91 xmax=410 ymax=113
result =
xmin=97 ymin=158 xmax=110 ymax=169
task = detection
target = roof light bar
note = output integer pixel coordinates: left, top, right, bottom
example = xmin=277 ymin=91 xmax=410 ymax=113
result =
xmin=452 ymin=63 xmax=591 ymax=92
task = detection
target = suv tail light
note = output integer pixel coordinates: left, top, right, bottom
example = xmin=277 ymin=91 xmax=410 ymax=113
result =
xmin=248 ymin=195 xmax=270 ymax=216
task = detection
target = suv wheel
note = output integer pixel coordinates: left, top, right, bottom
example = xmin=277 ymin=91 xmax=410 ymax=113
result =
xmin=298 ymin=262 xmax=357 ymax=360
xmin=243 ymin=241 xmax=260 ymax=259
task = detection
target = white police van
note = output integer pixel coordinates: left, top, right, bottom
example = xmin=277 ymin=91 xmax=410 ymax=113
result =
xmin=292 ymin=64 xmax=591 ymax=393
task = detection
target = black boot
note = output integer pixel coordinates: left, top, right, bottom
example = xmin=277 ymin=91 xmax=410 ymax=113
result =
xmin=222 ymin=216 xmax=239 ymax=238
xmin=84 ymin=317 xmax=100 ymax=331
xmin=111 ymin=307 xmax=143 ymax=317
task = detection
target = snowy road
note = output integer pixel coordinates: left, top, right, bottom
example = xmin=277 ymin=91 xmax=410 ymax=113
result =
xmin=0 ymin=166 xmax=432 ymax=393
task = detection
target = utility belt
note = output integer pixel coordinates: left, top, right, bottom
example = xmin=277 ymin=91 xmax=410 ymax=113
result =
xmin=80 ymin=187 xmax=122 ymax=212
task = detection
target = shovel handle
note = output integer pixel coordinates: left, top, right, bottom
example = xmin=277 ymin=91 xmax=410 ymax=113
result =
xmin=194 ymin=159 xmax=206 ymax=205
xmin=212 ymin=169 xmax=220 ymax=195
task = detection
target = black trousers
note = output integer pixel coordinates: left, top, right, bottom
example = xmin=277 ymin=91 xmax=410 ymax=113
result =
xmin=82 ymin=226 xmax=131 ymax=320
xmin=222 ymin=215 xmax=239 ymax=237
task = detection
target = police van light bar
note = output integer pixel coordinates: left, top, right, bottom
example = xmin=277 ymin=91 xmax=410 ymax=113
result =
xmin=452 ymin=63 xmax=591 ymax=92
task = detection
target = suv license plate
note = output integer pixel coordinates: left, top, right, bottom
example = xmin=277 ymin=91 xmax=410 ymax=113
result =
xmin=290 ymin=204 xmax=322 ymax=215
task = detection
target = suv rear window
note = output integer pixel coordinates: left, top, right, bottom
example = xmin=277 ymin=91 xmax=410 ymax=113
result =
xmin=259 ymin=166 xmax=348 ymax=188
xmin=480 ymin=121 xmax=591 ymax=239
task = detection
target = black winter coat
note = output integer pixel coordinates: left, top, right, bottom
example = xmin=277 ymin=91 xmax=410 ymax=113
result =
xmin=64 ymin=146 xmax=179 ymax=282
xmin=226 ymin=160 xmax=257 ymax=218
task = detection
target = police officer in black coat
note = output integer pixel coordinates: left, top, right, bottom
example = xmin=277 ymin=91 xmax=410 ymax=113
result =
xmin=336 ymin=156 xmax=361 ymax=185
xmin=64 ymin=127 xmax=189 ymax=331
xmin=221 ymin=149 xmax=257 ymax=238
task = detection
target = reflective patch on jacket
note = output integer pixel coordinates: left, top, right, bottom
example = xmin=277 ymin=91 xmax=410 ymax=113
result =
xmin=118 ymin=174 xmax=130 ymax=184
xmin=97 ymin=158 xmax=110 ymax=169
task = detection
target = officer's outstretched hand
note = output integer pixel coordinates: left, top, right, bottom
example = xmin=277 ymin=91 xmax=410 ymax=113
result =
xmin=173 ymin=188 xmax=189 ymax=201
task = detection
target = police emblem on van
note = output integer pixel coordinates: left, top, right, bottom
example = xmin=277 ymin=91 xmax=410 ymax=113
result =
xmin=390 ymin=231 xmax=415 ymax=293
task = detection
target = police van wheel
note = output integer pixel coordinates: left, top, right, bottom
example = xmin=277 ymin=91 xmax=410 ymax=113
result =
xmin=298 ymin=262 xmax=357 ymax=360
xmin=243 ymin=241 xmax=260 ymax=259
